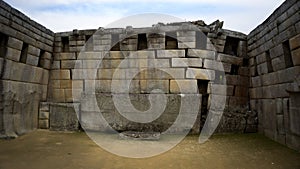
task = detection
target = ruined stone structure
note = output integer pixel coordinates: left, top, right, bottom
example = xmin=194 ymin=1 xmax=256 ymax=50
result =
xmin=0 ymin=0 xmax=299 ymax=151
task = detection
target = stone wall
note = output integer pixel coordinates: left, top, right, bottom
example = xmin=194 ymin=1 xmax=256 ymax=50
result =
xmin=2 ymin=0 xmax=299 ymax=152
xmin=45 ymin=22 xmax=253 ymax=134
xmin=0 ymin=1 xmax=54 ymax=137
xmin=248 ymin=0 xmax=300 ymax=151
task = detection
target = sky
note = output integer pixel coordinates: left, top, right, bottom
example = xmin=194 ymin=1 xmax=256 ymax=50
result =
xmin=5 ymin=0 xmax=285 ymax=34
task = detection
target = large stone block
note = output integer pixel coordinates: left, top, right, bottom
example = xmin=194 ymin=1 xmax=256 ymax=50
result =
xmin=26 ymin=54 xmax=39 ymax=66
xmin=27 ymin=45 xmax=40 ymax=56
xmin=178 ymin=33 xmax=194 ymax=41
xmin=6 ymin=47 xmax=21 ymax=61
xmin=49 ymin=103 xmax=79 ymax=131
xmin=178 ymin=42 xmax=196 ymax=48
xmin=111 ymin=80 xmax=140 ymax=93
xmin=204 ymin=59 xmax=230 ymax=72
xmin=39 ymin=111 xmax=49 ymax=119
xmin=159 ymin=68 xmax=186 ymax=79
xmin=169 ymin=80 xmax=198 ymax=93
xmin=257 ymin=62 xmax=268 ymax=75
xmin=61 ymin=60 xmax=76 ymax=69
xmin=72 ymin=69 xmax=97 ymax=80
xmin=270 ymin=44 xmax=284 ymax=59
xmin=65 ymin=89 xmax=82 ymax=102
xmin=95 ymin=80 xmax=111 ymax=93
xmin=7 ymin=37 xmax=23 ymax=50
xmin=157 ymin=50 xmax=185 ymax=58
xmin=31 ymin=67 xmax=46 ymax=84
xmin=77 ymin=51 xmax=106 ymax=60
xmin=49 ymin=89 xmax=65 ymax=102
xmin=97 ymin=69 xmax=113 ymax=79
xmin=186 ymin=68 xmax=215 ymax=80
xmin=39 ymin=120 xmax=49 ymax=129
xmin=261 ymin=72 xmax=279 ymax=86
xmin=255 ymin=53 xmax=266 ymax=64
xmin=286 ymin=134 xmax=300 ymax=152
xmin=51 ymin=61 xmax=60 ymax=69
xmin=50 ymin=70 xmax=70 ymax=80
xmin=277 ymin=66 xmax=300 ymax=83
xmin=291 ymin=48 xmax=300 ymax=66
xmin=187 ymin=49 xmax=216 ymax=59
xmin=140 ymin=80 xmax=169 ymax=93
xmin=271 ymin=56 xmax=286 ymax=71
xmin=39 ymin=58 xmax=51 ymax=69
xmin=129 ymin=51 xmax=155 ymax=59
xmin=217 ymin=53 xmax=243 ymax=65
xmin=289 ymin=92 xmax=300 ymax=136
xmin=109 ymin=51 xmax=124 ymax=59
xmin=54 ymin=53 xmax=76 ymax=60
xmin=39 ymin=102 xmax=50 ymax=111
xmin=171 ymin=58 xmax=202 ymax=68
xmin=262 ymin=99 xmax=277 ymax=131
xmin=138 ymin=68 xmax=184 ymax=80
xmin=251 ymin=76 xmax=262 ymax=87
xmin=289 ymin=34 xmax=300 ymax=50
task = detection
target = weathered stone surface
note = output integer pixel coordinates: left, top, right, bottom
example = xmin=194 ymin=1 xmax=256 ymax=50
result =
xmin=49 ymin=103 xmax=79 ymax=131
xmin=234 ymin=86 xmax=248 ymax=97
xmin=26 ymin=54 xmax=39 ymax=66
xmin=289 ymin=92 xmax=300 ymax=136
xmin=50 ymin=70 xmax=70 ymax=80
xmin=2 ymin=0 xmax=300 ymax=151
xmin=286 ymin=134 xmax=300 ymax=152
xmin=6 ymin=47 xmax=21 ymax=61
xmin=54 ymin=53 xmax=76 ymax=60
xmin=77 ymin=51 xmax=106 ymax=60
xmin=39 ymin=120 xmax=49 ymax=129
xmin=187 ymin=49 xmax=216 ymax=59
xmin=171 ymin=58 xmax=202 ymax=68
xmin=271 ymin=56 xmax=286 ymax=71
xmin=289 ymin=34 xmax=300 ymax=50
xmin=251 ymin=76 xmax=262 ymax=87
xmin=291 ymin=48 xmax=300 ymax=66
xmin=217 ymin=53 xmax=243 ymax=65
xmin=186 ymin=68 xmax=215 ymax=80
xmin=178 ymin=42 xmax=196 ymax=48
xmin=249 ymin=87 xmax=263 ymax=99
xmin=39 ymin=111 xmax=49 ymax=119
xmin=204 ymin=59 xmax=230 ymax=72
xmin=169 ymin=80 xmax=198 ymax=93
xmin=157 ymin=50 xmax=185 ymax=58
xmin=72 ymin=69 xmax=97 ymax=80
xmin=7 ymin=37 xmax=23 ymax=50
xmin=257 ymin=62 xmax=268 ymax=75
xmin=270 ymin=44 xmax=284 ymax=59
xmin=28 ymin=45 xmax=40 ymax=56
xmin=140 ymin=80 xmax=169 ymax=93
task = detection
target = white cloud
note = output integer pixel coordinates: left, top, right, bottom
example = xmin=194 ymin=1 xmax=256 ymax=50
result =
xmin=5 ymin=0 xmax=286 ymax=33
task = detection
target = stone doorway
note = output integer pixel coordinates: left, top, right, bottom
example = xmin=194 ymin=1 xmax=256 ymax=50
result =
xmin=197 ymin=80 xmax=209 ymax=131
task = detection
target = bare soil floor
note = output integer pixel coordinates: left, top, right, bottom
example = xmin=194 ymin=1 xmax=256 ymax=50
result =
xmin=0 ymin=130 xmax=299 ymax=169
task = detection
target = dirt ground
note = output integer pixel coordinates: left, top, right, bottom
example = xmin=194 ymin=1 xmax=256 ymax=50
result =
xmin=0 ymin=130 xmax=299 ymax=169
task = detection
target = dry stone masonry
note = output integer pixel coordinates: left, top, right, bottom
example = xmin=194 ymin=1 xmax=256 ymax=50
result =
xmin=0 ymin=0 xmax=299 ymax=151
xmin=248 ymin=0 xmax=300 ymax=151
